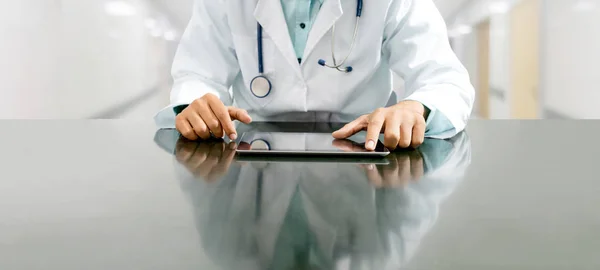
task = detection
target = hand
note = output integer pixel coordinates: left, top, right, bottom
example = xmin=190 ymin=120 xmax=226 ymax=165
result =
xmin=332 ymin=101 xmax=427 ymax=151
xmin=176 ymin=93 xmax=253 ymax=141
xmin=362 ymin=150 xmax=424 ymax=188
xmin=175 ymin=138 xmax=237 ymax=182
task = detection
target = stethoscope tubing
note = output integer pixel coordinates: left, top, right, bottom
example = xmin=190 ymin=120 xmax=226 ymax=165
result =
xmin=251 ymin=0 xmax=363 ymax=96
xmin=321 ymin=16 xmax=360 ymax=73
xmin=257 ymin=23 xmax=264 ymax=74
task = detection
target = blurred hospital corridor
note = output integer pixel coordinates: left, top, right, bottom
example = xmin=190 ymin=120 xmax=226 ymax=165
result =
xmin=3 ymin=2 xmax=600 ymax=270
xmin=1 ymin=0 xmax=599 ymax=119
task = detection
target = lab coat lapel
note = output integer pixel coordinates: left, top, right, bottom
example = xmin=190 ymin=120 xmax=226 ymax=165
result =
xmin=254 ymin=0 xmax=302 ymax=78
xmin=302 ymin=0 xmax=343 ymax=63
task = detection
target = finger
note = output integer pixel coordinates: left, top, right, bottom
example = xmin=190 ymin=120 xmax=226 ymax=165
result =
xmin=183 ymin=143 xmax=211 ymax=174
xmin=384 ymin=153 xmax=399 ymax=173
xmin=208 ymin=100 xmax=235 ymax=140
xmin=237 ymin=142 xmax=252 ymax=151
xmin=187 ymin=112 xmax=211 ymax=140
xmin=383 ymin=112 xmax=401 ymax=151
xmin=195 ymin=143 xmax=213 ymax=156
xmin=365 ymin=164 xmax=384 ymax=188
xmin=176 ymin=116 xmax=198 ymax=141
xmin=410 ymin=153 xmax=424 ymax=181
xmin=332 ymin=116 xmax=367 ymax=139
xmin=210 ymin=143 xmax=237 ymax=179
xmin=210 ymin=142 xmax=226 ymax=157
xmin=198 ymin=142 xmax=226 ymax=181
xmin=175 ymin=141 xmax=197 ymax=163
xmin=195 ymin=154 xmax=220 ymax=181
xmin=228 ymin=107 xmax=253 ymax=124
xmin=397 ymin=155 xmax=411 ymax=187
xmin=187 ymin=144 xmax=209 ymax=169
xmin=382 ymin=160 xmax=400 ymax=187
xmin=365 ymin=110 xmax=386 ymax=151
xmin=411 ymin=116 xmax=426 ymax=148
xmin=227 ymin=141 xmax=238 ymax=151
xmin=398 ymin=118 xmax=414 ymax=149
xmin=198 ymin=105 xmax=223 ymax=138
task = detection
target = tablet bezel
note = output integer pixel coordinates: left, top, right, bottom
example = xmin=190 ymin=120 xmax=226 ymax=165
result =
xmin=235 ymin=149 xmax=391 ymax=156
xmin=234 ymin=125 xmax=391 ymax=157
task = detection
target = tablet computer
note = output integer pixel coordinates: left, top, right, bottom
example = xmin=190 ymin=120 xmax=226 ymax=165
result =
xmin=236 ymin=155 xmax=390 ymax=164
xmin=236 ymin=131 xmax=390 ymax=157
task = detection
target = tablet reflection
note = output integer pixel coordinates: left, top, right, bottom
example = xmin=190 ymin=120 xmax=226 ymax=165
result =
xmin=170 ymin=133 xmax=471 ymax=270
xmin=236 ymin=132 xmax=389 ymax=153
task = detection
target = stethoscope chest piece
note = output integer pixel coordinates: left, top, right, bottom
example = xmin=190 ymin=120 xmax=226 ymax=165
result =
xmin=250 ymin=75 xmax=271 ymax=98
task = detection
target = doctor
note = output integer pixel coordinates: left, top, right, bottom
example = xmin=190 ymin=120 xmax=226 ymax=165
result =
xmin=154 ymin=0 xmax=475 ymax=150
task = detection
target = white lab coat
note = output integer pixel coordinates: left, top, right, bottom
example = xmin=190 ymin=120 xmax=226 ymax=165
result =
xmin=172 ymin=132 xmax=472 ymax=270
xmin=154 ymin=0 xmax=475 ymax=139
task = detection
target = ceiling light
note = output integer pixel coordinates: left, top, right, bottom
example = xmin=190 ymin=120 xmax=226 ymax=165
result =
xmin=448 ymin=24 xmax=473 ymax=37
xmin=164 ymin=31 xmax=178 ymax=41
xmin=489 ymin=1 xmax=511 ymax=14
xmin=456 ymin=25 xmax=473 ymax=35
xmin=144 ymin=18 xmax=157 ymax=29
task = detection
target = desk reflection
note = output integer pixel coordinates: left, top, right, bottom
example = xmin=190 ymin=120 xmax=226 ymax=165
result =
xmin=155 ymin=130 xmax=471 ymax=270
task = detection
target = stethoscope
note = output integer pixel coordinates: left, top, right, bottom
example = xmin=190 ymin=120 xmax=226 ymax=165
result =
xmin=250 ymin=0 xmax=364 ymax=98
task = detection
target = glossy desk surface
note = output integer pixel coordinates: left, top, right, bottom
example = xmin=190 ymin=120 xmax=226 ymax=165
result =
xmin=1 ymin=120 xmax=600 ymax=270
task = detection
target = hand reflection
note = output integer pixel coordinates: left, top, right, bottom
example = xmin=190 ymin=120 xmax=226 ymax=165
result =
xmin=236 ymin=141 xmax=252 ymax=151
xmin=175 ymin=138 xmax=237 ymax=182
xmin=332 ymin=138 xmax=425 ymax=187
xmin=332 ymin=138 xmax=368 ymax=152
xmin=363 ymin=150 xmax=424 ymax=188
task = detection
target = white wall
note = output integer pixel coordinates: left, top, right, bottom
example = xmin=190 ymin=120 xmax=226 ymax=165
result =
xmin=0 ymin=1 xmax=61 ymax=118
xmin=451 ymin=32 xmax=479 ymax=116
xmin=542 ymin=0 xmax=600 ymax=118
xmin=488 ymin=12 xmax=511 ymax=119
xmin=0 ymin=0 xmax=177 ymax=119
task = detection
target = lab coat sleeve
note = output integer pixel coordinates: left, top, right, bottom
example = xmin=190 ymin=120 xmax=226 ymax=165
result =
xmin=154 ymin=0 xmax=239 ymax=129
xmin=383 ymin=0 xmax=475 ymax=139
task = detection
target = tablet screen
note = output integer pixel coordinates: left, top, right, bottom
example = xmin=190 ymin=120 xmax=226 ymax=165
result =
xmin=236 ymin=132 xmax=390 ymax=156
